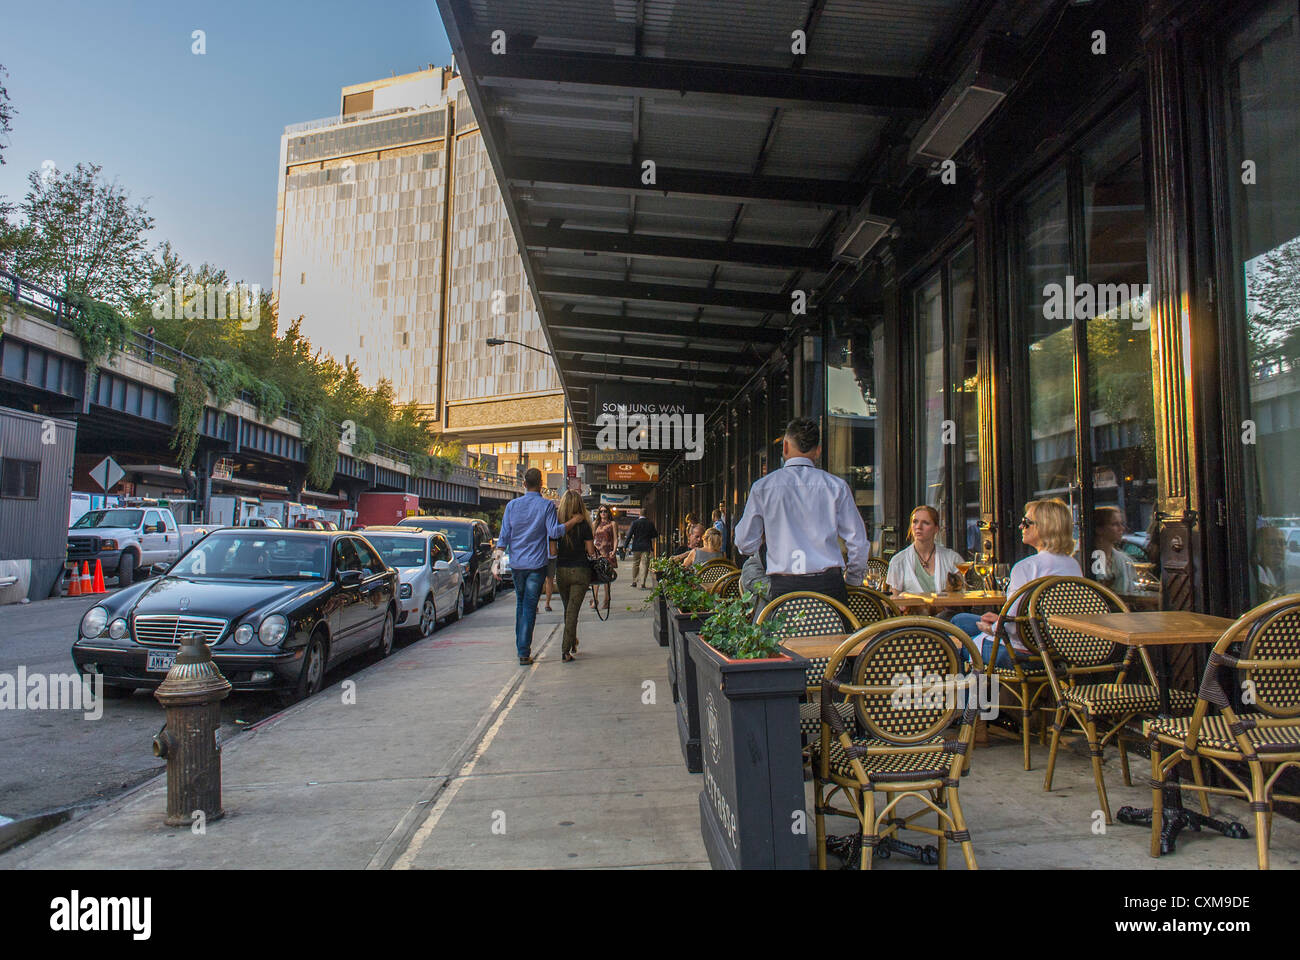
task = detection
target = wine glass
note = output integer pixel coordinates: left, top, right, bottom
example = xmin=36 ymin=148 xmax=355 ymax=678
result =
xmin=955 ymin=560 xmax=974 ymax=590
xmin=973 ymin=560 xmax=993 ymax=595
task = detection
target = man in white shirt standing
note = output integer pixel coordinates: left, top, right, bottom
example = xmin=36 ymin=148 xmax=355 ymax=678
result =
xmin=733 ymin=417 xmax=868 ymax=605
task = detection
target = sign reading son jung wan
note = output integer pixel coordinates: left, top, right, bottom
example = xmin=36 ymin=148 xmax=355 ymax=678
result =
xmin=594 ymin=385 xmax=706 ymax=461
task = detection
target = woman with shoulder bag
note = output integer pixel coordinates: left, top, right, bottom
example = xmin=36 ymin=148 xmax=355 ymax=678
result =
xmin=554 ymin=491 xmax=596 ymax=662
xmin=591 ymin=504 xmax=618 ymax=611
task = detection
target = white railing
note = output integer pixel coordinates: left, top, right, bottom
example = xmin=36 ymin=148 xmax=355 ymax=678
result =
xmin=283 ymin=105 xmax=415 ymax=135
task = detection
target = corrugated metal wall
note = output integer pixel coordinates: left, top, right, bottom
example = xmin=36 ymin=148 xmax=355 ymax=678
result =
xmin=0 ymin=407 xmax=76 ymax=600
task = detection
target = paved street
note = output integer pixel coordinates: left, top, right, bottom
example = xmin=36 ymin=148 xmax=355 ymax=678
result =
xmin=0 ymin=580 xmax=496 ymax=822
xmin=1 ymin=577 xmax=707 ymax=868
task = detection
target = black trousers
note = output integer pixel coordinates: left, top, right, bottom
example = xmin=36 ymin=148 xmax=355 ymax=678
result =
xmin=766 ymin=568 xmax=849 ymax=605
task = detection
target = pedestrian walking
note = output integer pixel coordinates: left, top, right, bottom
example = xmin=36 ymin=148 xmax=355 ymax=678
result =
xmin=497 ymin=468 xmax=581 ymax=665
xmin=733 ymin=417 xmax=868 ymax=605
xmin=625 ymin=512 xmax=658 ymax=588
xmin=553 ymin=491 xmax=596 ymax=662
xmin=591 ymin=504 xmax=617 ymax=611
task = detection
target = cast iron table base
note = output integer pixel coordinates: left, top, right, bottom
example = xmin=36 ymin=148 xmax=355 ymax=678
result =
xmin=1117 ymin=782 xmax=1250 ymax=855
xmin=826 ymin=830 xmax=939 ymax=868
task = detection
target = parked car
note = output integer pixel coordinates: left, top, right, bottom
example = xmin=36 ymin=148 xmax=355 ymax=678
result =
xmin=294 ymin=518 xmax=338 ymax=530
xmin=396 ymin=516 xmax=497 ymax=610
xmin=68 ymin=507 xmax=184 ymax=585
xmin=361 ymin=527 xmax=465 ymax=635
xmin=493 ymin=542 xmax=513 ymax=587
xmin=70 ymin=529 xmax=397 ymax=704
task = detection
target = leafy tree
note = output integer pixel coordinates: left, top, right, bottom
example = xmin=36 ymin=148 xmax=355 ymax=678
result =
xmin=1246 ymin=237 xmax=1300 ymax=365
xmin=10 ymin=162 xmax=154 ymax=306
xmin=0 ymin=63 xmax=13 ymax=167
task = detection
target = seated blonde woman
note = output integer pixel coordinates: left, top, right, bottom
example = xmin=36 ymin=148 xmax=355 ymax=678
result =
xmin=885 ymin=505 xmax=964 ymax=594
xmin=683 ymin=527 xmax=725 ymax=567
xmin=952 ymin=498 xmax=1082 ymax=668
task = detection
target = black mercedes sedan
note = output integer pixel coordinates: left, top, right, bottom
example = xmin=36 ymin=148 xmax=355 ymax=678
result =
xmin=70 ymin=529 xmax=398 ymax=703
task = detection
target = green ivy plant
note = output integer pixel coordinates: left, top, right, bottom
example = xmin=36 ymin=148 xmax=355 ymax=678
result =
xmin=352 ymin=423 xmax=377 ymax=458
xmin=170 ymin=362 xmax=206 ymax=470
xmin=647 ymin=559 xmax=716 ymax=614
xmin=700 ymin=584 xmax=795 ymax=660
xmin=301 ymin=406 xmax=339 ymax=490
xmin=250 ymin=379 xmax=285 ymax=423
xmin=65 ymin=292 xmax=132 ymax=382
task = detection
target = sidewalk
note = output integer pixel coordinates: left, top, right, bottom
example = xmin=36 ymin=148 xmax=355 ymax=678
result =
xmin=1 ymin=577 xmax=707 ymax=869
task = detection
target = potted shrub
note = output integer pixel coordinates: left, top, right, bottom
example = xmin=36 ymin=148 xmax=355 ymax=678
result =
xmin=690 ymin=592 xmax=810 ymax=870
xmin=647 ymin=559 xmax=717 ymax=771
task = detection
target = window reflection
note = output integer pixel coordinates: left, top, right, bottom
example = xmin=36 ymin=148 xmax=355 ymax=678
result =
xmin=1081 ymin=111 xmax=1160 ymax=602
xmin=1225 ymin=0 xmax=1300 ymax=605
xmin=828 ymin=319 xmax=888 ymax=553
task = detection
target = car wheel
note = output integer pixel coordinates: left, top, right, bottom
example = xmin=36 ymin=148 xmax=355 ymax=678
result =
xmin=117 ymin=551 xmax=136 ymax=585
xmin=281 ymin=631 xmax=327 ymax=706
xmin=418 ymin=595 xmax=436 ymax=636
xmin=376 ymin=608 xmax=394 ymax=658
xmin=449 ymin=587 xmax=464 ymax=623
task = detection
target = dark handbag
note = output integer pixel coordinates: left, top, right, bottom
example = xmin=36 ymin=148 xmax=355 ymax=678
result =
xmin=589 ymin=553 xmax=618 ymax=585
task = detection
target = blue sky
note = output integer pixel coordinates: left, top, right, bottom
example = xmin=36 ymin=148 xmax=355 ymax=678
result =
xmin=0 ymin=0 xmax=452 ymax=291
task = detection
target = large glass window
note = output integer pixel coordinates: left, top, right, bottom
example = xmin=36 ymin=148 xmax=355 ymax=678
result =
xmin=828 ymin=317 xmax=889 ymax=553
xmin=915 ymin=272 xmax=946 ymax=523
xmin=1223 ymin=0 xmax=1300 ymax=605
xmin=908 ymin=240 xmax=979 ymax=555
xmin=1010 ymin=104 xmax=1160 ymax=602
xmin=1081 ymin=111 xmax=1159 ymax=600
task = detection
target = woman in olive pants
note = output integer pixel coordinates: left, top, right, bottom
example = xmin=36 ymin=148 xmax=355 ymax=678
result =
xmin=553 ymin=491 xmax=596 ymax=661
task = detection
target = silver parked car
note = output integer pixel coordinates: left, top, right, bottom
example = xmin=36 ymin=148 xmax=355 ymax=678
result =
xmin=362 ymin=528 xmax=465 ymax=636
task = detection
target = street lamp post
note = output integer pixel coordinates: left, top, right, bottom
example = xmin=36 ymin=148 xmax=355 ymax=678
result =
xmin=485 ymin=338 xmax=569 ymax=494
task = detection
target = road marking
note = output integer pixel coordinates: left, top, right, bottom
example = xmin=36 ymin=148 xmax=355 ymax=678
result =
xmin=391 ymin=667 xmax=533 ymax=870
xmin=369 ymin=624 xmax=556 ymax=870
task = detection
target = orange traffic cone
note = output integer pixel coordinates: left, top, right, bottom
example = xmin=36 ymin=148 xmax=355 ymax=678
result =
xmin=92 ymin=559 xmax=106 ymax=594
xmin=80 ymin=562 xmax=93 ymax=595
xmin=67 ymin=564 xmax=82 ymax=597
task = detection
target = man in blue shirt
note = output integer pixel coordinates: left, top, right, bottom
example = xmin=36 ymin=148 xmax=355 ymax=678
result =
xmin=497 ymin=468 xmax=580 ymax=664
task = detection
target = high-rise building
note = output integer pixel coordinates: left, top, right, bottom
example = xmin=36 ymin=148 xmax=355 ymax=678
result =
xmin=272 ymin=66 xmax=565 ymax=454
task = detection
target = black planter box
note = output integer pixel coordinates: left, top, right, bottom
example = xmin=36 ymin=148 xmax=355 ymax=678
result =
xmin=689 ymin=631 xmax=809 ymax=870
xmin=652 ymin=591 xmax=669 ymax=647
xmin=670 ymin=608 xmax=711 ymax=773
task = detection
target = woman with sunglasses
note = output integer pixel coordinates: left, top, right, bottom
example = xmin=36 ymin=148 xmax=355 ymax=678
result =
xmin=952 ymin=498 xmax=1082 ymax=668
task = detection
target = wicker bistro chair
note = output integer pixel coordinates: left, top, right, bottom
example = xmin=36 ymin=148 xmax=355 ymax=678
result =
xmin=812 ymin=617 xmax=984 ymax=870
xmin=1146 ymin=594 xmax=1300 ymax=869
xmin=1028 ymin=576 xmax=1197 ymax=823
xmin=865 ymin=557 xmax=891 ymax=591
xmin=845 ymin=586 xmax=901 ymax=627
xmin=708 ymin=570 xmax=742 ymax=599
xmin=696 ymin=558 xmax=740 ymax=590
xmin=756 ymin=591 xmax=860 ymax=740
xmin=980 ymin=578 xmax=1055 ymax=771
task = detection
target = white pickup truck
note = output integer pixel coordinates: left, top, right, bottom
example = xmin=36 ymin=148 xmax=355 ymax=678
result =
xmin=67 ymin=506 xmax=194 ymax=584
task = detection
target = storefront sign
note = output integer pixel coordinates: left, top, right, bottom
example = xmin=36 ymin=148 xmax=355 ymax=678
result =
xmin=607 ymin=462 xmax=659 ymax=483
xmin=599 ymin=493 xmax=641 ymax=507
xmin=578 ymin=449 xmax=640 ymax=464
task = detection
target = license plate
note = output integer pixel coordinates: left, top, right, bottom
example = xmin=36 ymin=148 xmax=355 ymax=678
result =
xmin=147 ymin=650 xmax=177 ymax=673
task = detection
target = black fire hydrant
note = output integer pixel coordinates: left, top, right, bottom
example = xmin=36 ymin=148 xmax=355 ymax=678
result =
xmin=152 ymin=634 xmax=232 ymax=826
